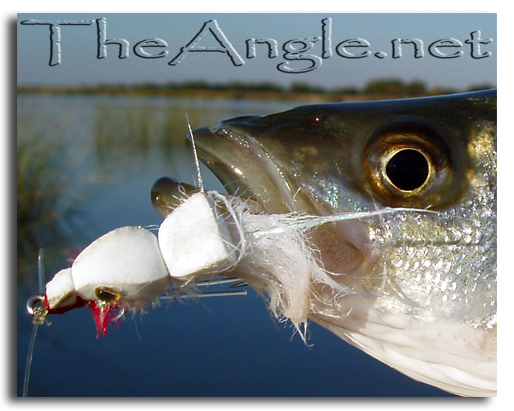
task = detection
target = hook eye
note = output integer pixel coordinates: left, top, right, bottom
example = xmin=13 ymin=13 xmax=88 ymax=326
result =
xmin=26 ymin=295 xmax=45 ymax=316
xmin=26 ymin=295 xmax=48 ymax=324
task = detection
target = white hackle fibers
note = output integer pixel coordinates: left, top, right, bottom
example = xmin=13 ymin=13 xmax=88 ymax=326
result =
xmin=162 ymin=191 xmax=395 ymax=341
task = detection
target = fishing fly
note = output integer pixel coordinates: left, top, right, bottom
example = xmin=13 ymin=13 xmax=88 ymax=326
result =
xmin=22 ymin=119 xmax=416 ymax=393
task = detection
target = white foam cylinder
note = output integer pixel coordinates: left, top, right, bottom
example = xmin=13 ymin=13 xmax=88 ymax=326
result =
xmin=45 ymin=268 xmax=77 ymax=309
xmin=71 ymin=226 xmax=169 ymax=301
xmin=158 ymin=193 xmax=239 ymax=280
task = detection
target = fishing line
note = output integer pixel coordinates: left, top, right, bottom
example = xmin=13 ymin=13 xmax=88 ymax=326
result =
xmin=22 ymin=322 xmax=38 ymax=397
xmin=23 ymin=248 xmax=46 ymax=397
xmin=185 ymin=113 xmax=204 ymax=193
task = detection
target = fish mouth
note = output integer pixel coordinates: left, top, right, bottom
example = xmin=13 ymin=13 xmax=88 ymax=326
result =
xmin=189 ymin=120 xmax=303 ymax=213
xmin=189 ymin=122 xmax=373 ymax=278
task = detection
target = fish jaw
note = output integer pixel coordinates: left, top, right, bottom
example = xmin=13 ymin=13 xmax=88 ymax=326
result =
xmin=314 ymin=294 xmax=497 ymax=397
xmin=190 ymin=90 xmax=496 ymax=396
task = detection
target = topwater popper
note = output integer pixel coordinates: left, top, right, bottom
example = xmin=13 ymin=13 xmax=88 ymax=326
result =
xmin=27 ymin=89 xmax=496 ymax=397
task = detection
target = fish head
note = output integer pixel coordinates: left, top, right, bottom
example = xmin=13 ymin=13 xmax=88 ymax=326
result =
xmin=190 ymin=89 xmax=497 ymax=396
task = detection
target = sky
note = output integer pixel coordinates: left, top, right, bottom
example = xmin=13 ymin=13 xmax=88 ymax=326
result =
xmin=17 ymin=13 xmax=496 ymax=91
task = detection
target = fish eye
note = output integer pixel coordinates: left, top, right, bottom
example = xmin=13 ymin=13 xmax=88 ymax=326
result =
xmin=95 ymin=286 xmax=121 ymax=304
xmin=365 ymin=121 xmax=452 ymax=207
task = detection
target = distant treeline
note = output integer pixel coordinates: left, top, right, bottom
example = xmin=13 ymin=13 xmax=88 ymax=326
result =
xmin=17 ymin=78 xmax=495 ymax=102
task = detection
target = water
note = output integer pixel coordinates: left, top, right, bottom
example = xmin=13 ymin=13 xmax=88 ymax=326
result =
xmin=16 ymin=93 xmax=453 ymax=397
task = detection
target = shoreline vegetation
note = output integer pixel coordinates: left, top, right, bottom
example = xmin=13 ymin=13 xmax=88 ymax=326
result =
xmin=17 ymin=79 xmax=495 ymax=102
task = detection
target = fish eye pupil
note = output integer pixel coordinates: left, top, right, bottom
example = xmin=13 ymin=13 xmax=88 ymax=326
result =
xmin=385 ymin=149 xmax=429 ymax=191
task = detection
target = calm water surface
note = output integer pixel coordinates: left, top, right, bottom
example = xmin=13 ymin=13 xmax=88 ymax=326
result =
xmin=16 ymin=94 xmax=452 ymax=397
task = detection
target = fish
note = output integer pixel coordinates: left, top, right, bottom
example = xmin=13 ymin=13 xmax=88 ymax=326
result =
xmin=179 ymin=89 xmax=497 ymax=397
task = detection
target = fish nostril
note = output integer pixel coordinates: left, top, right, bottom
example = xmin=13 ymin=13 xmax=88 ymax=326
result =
xmin=385 ymin=149 xmax=429 ymax=191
